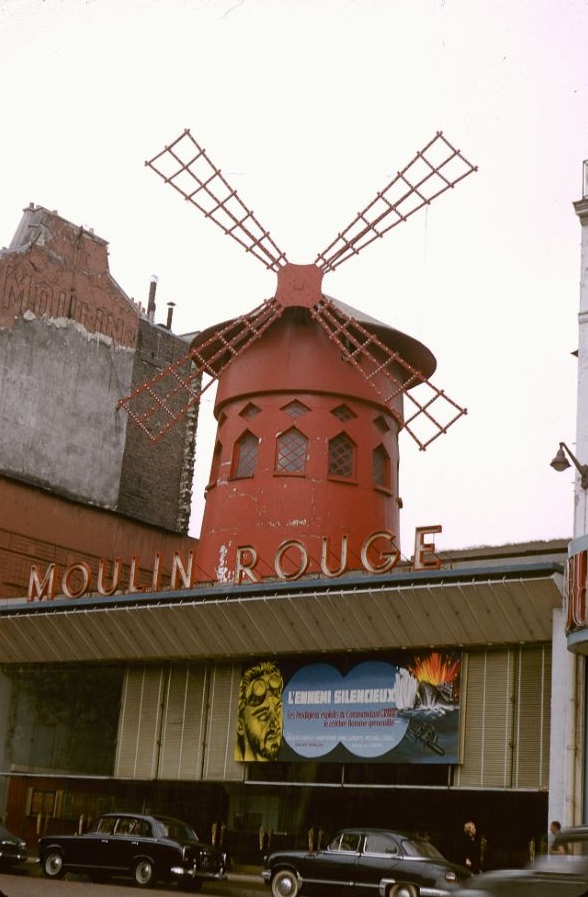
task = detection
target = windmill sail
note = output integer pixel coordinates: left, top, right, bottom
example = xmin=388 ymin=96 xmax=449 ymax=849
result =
xmin=146 ymin=129 xmax=287 ymax=272
xmin=315 ymin=132 xmax=477 ymax=272
xmin=311 ymin=297 xmax=466 ymax=450
xmin=119 ymin=298 xmax=283 ymax=442
xmin=120 ymin=129 xmax=476 ymax=447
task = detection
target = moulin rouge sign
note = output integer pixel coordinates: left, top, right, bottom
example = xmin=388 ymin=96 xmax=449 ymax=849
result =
xmin=27 ymin=526 xmax=443 ymax=603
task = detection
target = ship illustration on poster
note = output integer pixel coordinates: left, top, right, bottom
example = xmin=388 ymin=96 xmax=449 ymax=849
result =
xmin=236 ymin=651 xmax=461 ymax=765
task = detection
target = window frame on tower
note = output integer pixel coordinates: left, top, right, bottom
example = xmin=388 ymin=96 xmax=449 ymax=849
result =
xmin=231 ymin=430 xmax=260 ymax=479
xmin=372 ymin=443 xmax=392 ymax=493
xmin=206 ymin=439 xmax=223 ymax=492
xmin=327 ymin=431 xmax=356 ymax=482
xmin=275 ymin=427 xmax=308 ymax=476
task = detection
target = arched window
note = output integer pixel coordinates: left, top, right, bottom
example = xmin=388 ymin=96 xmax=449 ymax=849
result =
xmin=372 ymin=444 xmax=391 ymax=490
xmin=328 ymin=432 xmax=355 ymax=480
xmin=208 ymin=440 xmax=223 ymax=488
xmin=276 ymin=427 xmax=307 ymax=474
xmin=232 ymin=431 xmax=259 ymax=478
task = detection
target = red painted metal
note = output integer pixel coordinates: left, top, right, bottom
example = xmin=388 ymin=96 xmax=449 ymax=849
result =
xmin=195 ymin=306 xmax=406 ymax=582
xmin=119 ymin=297 xmax=284 ymax=440
xmin=119 ymin=130 xmax=477 ymax=580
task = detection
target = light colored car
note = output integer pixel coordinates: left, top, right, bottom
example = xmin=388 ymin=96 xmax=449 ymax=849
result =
xmin=455 ymin=826 xmax=588 ymax=897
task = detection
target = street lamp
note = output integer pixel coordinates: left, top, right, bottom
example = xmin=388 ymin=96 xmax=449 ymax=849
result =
xmin=550 ymin=441 xmax=588 ymax=489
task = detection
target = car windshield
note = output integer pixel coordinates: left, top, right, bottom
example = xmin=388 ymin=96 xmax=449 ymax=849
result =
xmin=0 ymin=826 xmax=18 ymax=842
xmin=401 ymin=838 xmax=445 ymax=859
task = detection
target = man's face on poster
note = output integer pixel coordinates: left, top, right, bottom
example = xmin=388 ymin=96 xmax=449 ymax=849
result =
xmin=238 ymin=664 xmax=283 ymax=761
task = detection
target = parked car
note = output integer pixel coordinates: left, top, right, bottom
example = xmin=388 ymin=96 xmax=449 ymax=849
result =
xmin=38 ymin=811 xmax=227 ymax=889
xmin=454 ymin=825 xmax=588 ymax=897
xmin=262 ymin=827 xmax=470 ymax=897
xmin=0 ymin=823 xmax=27 ymax=869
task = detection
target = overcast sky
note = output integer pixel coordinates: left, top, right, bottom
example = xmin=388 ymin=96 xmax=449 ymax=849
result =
xmin=1 ymin=0 xmax=587 ymax=557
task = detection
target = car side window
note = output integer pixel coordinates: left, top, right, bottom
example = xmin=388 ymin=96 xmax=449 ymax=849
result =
xmin=364 ymin=833 xmax=399 ymax=856
xmin=115 ymin=817 xmax=134 ymax=835
xmin=132 ymin=820 xmax=151 ymax=837
xmin=339 ymin=833 xmax=361 ymax=852
xmin=95 ymin=817 xmax=115 ymax=834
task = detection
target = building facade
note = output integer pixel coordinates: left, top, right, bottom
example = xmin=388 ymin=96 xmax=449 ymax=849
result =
xmin=0 ymin=204 xmax=198 ymax=540
xmin=0 ymin=204 xmax=569 ymax=869
xmin=0 ymin=539 xmax=566 ymax=867
xmin=551 ymin=166 xmax=588 ymax=828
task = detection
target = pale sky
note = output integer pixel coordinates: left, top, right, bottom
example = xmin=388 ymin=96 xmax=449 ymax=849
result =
xmin=1 ymin=0 xmax=587 ymax=556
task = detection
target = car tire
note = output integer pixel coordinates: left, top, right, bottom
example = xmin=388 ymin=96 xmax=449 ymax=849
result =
xmin=42 ymin=850 xmax=65 ymax=879
xmin=390 ymin=885 xmax=418 ymax=897
xmin=133 ymin=857 xmax=156 ymax=887
xmin=271 ymin=868 xmax=300 ymax=897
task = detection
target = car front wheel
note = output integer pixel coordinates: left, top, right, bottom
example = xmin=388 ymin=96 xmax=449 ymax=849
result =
xmin=42 ymin=850 xmax=65 ymax=879
xmin=390 ymin=885 xmax=418 ymax=897
xmin=271 ymin=868 xmax=301 ymax=897
xmin=133 ymin=857 xmax=156 ymax=887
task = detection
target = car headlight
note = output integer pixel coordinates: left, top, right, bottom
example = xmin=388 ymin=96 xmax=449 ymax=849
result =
xmin=444 ymin=871 xmax=457 ymax=882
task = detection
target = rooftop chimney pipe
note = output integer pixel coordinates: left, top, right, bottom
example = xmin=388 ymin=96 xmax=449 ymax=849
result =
xmin=166 ymin=301 xmax=176 ymax=330
xmin=147 ymin=276 xmax=158 ymax=322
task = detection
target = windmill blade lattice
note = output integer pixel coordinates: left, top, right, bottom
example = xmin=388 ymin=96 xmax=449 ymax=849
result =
xmin=121 ymin=128 xmax=476 ymax=447
xmin=119 ymin=297 xmax=283 ymax=442
xmin=311 ymin=298 xmax=467 ymax=450
xmin=146 ymin=129 xmax=287 ymax=273
xmin=315 ymin=132 xmax=477 ymax=273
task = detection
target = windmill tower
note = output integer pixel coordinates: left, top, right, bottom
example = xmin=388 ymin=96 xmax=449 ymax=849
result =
xmin=120 ymin=130 xmax=476 ymax=583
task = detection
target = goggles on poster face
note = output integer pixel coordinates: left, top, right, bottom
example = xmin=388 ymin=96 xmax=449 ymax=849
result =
xmin=245 ymin=672 xmax=283 ymax=707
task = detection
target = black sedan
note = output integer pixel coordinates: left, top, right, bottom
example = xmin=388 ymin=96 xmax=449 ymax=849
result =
xmin=0 ymin=823 xmax=27 ymax=869
xmin=454 ymin=826 xmax=588 ymax=897
xmin=38 ymin=811 xmax=226 ymax=889
xmin=262 ymin=827 xmax=470 ymax=897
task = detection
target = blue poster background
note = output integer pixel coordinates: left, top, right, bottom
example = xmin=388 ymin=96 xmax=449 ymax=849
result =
xmin=237 ymin=651 xmax=461 ymax=764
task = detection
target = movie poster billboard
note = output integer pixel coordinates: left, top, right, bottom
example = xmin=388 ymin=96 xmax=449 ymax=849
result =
xmin=235 ymin=651 xmax=461 ymax=764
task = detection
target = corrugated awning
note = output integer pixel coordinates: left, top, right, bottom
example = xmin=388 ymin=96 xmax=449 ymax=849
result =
xmin=0 ymin=562 xmax=564 ymax=664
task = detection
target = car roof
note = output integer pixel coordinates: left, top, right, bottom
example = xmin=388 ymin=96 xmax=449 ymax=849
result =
xmin=336 ymin=828 xmax=423 ymax=838
xmin=99 ymin=812 xmax=189 ymax=824
xmin=152 ymin=814 xmax=193 ymax=824
xmin=100 ymin=812 xmax=153 ymax=820
xmin=555 ymin=826 xmax=588 ymax=841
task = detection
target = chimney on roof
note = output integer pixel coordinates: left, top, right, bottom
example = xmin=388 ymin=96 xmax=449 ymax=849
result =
xmin=147 ymin=276 xmax=158 ymax=323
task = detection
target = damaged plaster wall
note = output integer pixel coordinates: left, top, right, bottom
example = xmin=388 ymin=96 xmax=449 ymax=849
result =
xmin=0 ymin=311 xmax=133 ymax=506
xmin=0 ymin=204 xmax=197 ymax=532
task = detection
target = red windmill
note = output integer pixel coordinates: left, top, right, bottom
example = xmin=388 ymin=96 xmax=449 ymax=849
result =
xmin=119 ymin=130 xmax=476 ymax=583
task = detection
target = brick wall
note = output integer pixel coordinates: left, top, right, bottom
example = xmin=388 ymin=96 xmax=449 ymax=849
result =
xmin=117 ymin=319 xmax=199 ymax=532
